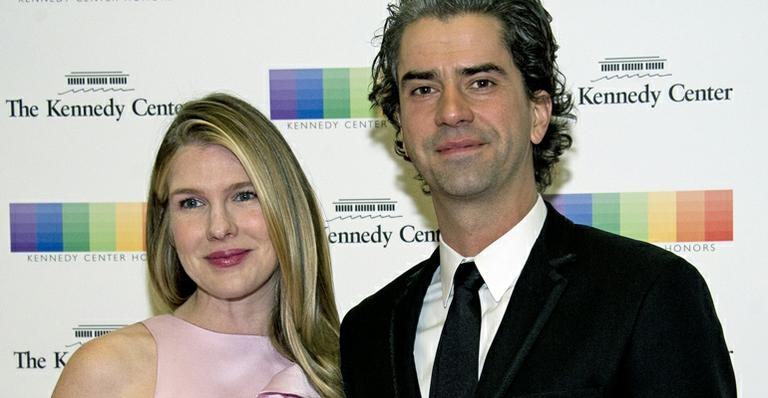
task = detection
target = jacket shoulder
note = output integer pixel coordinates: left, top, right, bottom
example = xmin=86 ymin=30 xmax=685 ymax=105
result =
xmin=565 ymin=223 xmax=707 ymax=292
xmin=343 ymin=256 xmax=433 ymax=325
xmin=573 ymin=223 xmax=687 ymax=264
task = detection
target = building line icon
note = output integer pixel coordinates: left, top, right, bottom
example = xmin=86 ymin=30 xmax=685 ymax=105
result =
xmin=591 ymin=56 xmax=672 ymax=82
xmin=326 ymin=198 xmax=402 ymax=223
xmin=59 ymin=71 xmax=135 ymax=95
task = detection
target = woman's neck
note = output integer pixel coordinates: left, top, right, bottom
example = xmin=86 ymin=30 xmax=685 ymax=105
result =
xmin=173 ymin=286 xmax=275 ymax=335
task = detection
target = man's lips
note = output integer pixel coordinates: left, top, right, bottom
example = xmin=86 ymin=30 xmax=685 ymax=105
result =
xmin=436 ymin=139 xmax=485 ymax=155
xmin=204 ymin=249 xmax=250 ymax=268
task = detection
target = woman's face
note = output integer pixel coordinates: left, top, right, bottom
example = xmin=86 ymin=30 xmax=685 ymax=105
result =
xmin=167 ymin=144 xmax=278 ymax=304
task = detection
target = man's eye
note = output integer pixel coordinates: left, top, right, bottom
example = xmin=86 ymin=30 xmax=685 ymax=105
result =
xmin=179 ymin=198 xmax=204 ymax=209
xmin=412 ymin=86 xmax=434 ymax=96
xmin=234 ymin=191 xmax=258 ymax=202
xmin=472 ymin=79 xmax=495 ymax=89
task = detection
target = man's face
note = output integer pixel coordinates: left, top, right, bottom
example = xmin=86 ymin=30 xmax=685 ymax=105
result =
xmin=397 ymin=14 xmax=550 ymax=202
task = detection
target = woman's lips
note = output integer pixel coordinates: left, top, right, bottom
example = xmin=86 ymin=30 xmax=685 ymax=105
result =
xmin=204 ymin=249 xmax=250 ymax=268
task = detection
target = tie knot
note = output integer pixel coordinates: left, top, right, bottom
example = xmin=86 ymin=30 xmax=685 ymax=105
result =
xmin=453 ymin=261 xmax=484 ymax=292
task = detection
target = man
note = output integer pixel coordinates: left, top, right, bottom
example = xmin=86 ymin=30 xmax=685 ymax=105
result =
xmin=340 ymin=0 xmax=736 ymax=397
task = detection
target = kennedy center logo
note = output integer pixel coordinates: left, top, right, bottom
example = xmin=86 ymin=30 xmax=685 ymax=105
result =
xmin=577 ymin=56 xmax=734 ymax=108
xmin=5 ymin=70 xmax=183 ymax=121
xmin=324 ymin=197 xmax=439 ymax=248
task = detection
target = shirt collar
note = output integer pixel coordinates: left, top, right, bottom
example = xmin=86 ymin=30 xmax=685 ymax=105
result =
xmin=438 ymin=195 xmax=547 ymax=306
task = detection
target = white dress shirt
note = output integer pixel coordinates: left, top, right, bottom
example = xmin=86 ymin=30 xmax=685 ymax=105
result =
xmin=414 ymin=195 xmax=547 ymax=397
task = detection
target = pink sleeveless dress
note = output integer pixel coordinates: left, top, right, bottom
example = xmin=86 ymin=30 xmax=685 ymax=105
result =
xmin=142 ymin=315 xmax=319 ymax=398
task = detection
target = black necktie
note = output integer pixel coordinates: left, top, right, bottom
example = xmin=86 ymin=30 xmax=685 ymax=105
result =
xmin=430 ymin=261 xmax=485 ymax=398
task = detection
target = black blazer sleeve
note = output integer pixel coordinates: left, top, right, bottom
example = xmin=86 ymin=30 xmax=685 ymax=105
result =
xmin=615 ymin=258 xmax=735 ymax=397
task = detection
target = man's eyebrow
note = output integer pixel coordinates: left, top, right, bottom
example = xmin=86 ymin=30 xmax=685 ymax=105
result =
xmin=462 ymin=63 xmax=506 ymax=76
xmin=400 ymin=70 xmax=437 ymax=85
xmin=399 ymin=64 xmax=506 ymax=87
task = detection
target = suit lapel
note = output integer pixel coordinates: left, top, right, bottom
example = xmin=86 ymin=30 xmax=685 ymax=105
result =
xmin=477 ymin=205 xmax=577 ymax=398
xmin=390 ymin=249 xmax=440 ymax=398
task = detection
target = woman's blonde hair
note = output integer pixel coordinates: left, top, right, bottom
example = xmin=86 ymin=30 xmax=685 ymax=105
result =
xmin=146 ymin=92 xmax=342 ymax=397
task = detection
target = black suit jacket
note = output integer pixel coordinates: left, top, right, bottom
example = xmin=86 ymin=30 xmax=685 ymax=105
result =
xmin=340 ymin=204 xmax=736 ymax=397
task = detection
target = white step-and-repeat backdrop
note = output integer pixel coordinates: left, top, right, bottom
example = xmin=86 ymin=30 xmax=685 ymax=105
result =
xmin=1 ymin=1 xmax=765 ymax=396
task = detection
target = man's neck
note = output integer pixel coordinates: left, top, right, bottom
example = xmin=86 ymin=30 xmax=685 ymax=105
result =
xmin=433 ymin=187 xmax=539 ymax=257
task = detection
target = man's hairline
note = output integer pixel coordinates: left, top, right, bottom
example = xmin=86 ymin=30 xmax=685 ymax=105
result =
xmin=389 ymin=11 xmax=519 ymax=107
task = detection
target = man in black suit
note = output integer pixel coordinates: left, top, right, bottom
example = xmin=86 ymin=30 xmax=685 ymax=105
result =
xmin=340 ymin=0 xmax=736 ymax=396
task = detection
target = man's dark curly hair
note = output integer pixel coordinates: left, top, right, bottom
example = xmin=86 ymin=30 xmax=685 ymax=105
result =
xmin=370 ymin=0 xmax=573 ymax=192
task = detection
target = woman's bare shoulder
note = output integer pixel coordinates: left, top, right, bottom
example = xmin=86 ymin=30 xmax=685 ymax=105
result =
xmin=52 ymin=322 xmax=157 ymax=398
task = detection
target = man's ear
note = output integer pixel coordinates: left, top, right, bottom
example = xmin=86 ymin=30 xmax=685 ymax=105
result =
xmin=394 ymin=111 xmax=411 ymax=158
xmin=530 ymin=90 xmax=552 ymax=144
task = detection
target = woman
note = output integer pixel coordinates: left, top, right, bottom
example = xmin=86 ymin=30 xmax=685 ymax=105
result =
xmin=53 ymin=93 xmax=343 ymax=397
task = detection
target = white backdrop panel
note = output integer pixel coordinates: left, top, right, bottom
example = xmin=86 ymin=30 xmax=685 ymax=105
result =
xmin=1 ymin=1 xmax=765 ymax=396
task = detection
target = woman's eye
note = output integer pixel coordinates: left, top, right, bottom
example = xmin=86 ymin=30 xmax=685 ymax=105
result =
xmin=179 ymin=198 xmax=204 ymax=209
xmin=234 ymin=191 xmax=258 ymax=202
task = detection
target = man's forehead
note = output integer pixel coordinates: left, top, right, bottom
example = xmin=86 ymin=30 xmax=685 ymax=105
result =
xmin=396 ymin=14 xmax=513 ymax=79
xmin=399 ymin=14 xmax=505 ymax=53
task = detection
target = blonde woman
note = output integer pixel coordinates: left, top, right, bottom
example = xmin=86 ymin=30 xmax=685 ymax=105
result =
xmin=53 ymin=93 xmax=343 ymax=398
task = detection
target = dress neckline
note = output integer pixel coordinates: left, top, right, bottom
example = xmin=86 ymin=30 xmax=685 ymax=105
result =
xmin=163 ymin=314 xmax=270 ymax=338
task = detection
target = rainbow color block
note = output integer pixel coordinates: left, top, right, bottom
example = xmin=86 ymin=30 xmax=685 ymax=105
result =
xmin=546 ymin=190 xmax=733 ymax=243
xmin=269 ymin=68 xmax=374 ymax=119
xmin=10 ymin=203 xmax=146 ymax=252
